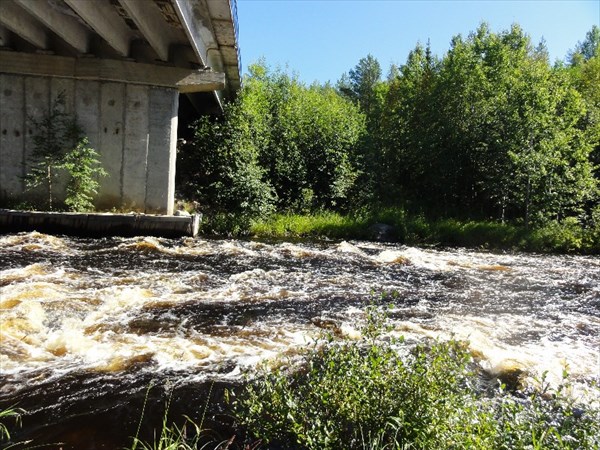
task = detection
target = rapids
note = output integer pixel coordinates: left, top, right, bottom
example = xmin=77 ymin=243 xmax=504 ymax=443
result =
xmin=0 ymin=231 xmax=599 ymax=448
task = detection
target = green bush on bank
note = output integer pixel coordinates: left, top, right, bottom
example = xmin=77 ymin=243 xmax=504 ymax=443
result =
xmin=231 ymin=308 xmax=599 ymax=450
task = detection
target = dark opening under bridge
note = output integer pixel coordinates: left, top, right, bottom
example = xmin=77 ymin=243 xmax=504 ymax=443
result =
xmin=0 ymin=0 xmax=241 ymax=215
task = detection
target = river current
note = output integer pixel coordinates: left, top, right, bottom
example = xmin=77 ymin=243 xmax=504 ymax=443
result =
xmin=0 ymin=231 xmax=599 ymax=448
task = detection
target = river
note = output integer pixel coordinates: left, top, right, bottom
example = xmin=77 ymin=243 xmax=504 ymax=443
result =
xmin=1 ymin=231 xmax=599 ymax=448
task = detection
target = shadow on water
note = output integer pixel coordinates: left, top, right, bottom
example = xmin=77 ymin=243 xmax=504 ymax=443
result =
xmin=2 ymin=370 xmax=240 ymax=449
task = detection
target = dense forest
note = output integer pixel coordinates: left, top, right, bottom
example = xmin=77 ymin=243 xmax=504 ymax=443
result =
xmin=177 ymin=24 xmax=599 ymax=248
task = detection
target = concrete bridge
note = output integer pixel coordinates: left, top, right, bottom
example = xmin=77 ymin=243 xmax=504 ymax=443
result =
xmin=0 ymin=0 xmax=240 ymax=215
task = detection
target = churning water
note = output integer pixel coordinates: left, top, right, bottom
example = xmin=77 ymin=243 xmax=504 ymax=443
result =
xmin=1 ymin=232 xmax=599 ymax=447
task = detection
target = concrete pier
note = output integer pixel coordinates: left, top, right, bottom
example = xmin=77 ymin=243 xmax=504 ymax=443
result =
xmin=0 ymin=0 xmax=241 ymax=215
xmin=0 ymin=209 xmax=201 ymax=238
xmin=0 ymin=73 xmax=180 ymax=214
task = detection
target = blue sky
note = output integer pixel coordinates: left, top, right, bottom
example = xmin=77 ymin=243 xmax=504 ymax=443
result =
xmin=235 ymin=0 xmax=599 ymax=84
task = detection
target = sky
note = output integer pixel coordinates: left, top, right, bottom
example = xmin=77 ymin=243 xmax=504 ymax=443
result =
xmin=235 ymin=0 xmax=600 ymax=84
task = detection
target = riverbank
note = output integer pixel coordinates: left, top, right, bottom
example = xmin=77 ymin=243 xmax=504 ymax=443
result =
xmin=243 ymin=210 xmax=600 ymax=254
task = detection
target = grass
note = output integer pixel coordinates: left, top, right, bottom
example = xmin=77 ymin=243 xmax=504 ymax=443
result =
xmin=247 ymin=208 xmax=600 ymax=254
xmin=0 ymin=407 xmax=23 ymax=442
xmin=0 ymin=406 xmax=30 ymax=449
xmin=129 ymin=382 xmax=238 ymax=450
xmin=250 ymin=211 xmax=367 ymax=239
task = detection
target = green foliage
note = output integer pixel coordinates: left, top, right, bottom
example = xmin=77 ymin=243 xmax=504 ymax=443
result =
xmin=231 ymin=308 xmax=599 ymax=449
xmin=130 ymin=415 xmax=205 ymax=450
xmin=249 ymin=209 xmax=599 ymax=253
xmin=250 ymin=211 xmax=367 ymax=239
xmin=180 ymin=24 xmax=599 ymax=250
xmin=368 ymin=23 xmax=599 ymax=227
xmin=178 ymin=105 xmax=275 ymax=231
xmin=569 ymin=25 xmax=600 ymax=65
xmin=245 ymin=62 xmax=366 ymax=211
xmin=25 ymin=92 xmax=106 ymax=212
xmin=59 ymin=138 xmax=107 ymax=212
xmin=0 ymin=406 xmax=23 ymax=442
xmin=338 ymin=54 xmax=383 ymax=121
xmin=178 ymin=62 xmax=366 ymax=222
xmin=129 ymin=383 xmax=228 ymax=450
xmin=231 ymin=311 xmax=485 ymax=450
xmin=25 ymin=92 xmax=81 ymax=210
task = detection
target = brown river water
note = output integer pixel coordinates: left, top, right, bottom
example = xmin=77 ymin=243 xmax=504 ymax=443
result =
xmin=0 ymin=231 xmax=599 ymax=448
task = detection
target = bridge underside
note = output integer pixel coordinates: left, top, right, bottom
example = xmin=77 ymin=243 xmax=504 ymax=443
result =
xmin=0 ymin=0 xmax=240 ymax=215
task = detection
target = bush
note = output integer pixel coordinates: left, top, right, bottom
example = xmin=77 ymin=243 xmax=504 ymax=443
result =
xmin=231 ymin=307 xmax=600 ymax=450
xmin=525 ymin=217 xmax=588 ymax=253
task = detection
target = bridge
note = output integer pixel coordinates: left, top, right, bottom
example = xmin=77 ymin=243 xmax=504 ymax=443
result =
xmin=0 ymin=0 xmax=241 ymax=215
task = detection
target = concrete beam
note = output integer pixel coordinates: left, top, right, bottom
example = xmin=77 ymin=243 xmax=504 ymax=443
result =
xmin=117 ymin=0 xmax=177 ymax=62
xmin=0 ymin=25 xmax=11 ymax=48
xmin=176 ymin=70 xmax=225 ymax=93
xmin=171 ymin=0 xmax=212 ymax=67
xmin=15 ymin=0 xmax=90 ymax=54
xmin=0 ymin=0 xmax=48 ymax=50
xmin=64 ymin=0 xmax=132 ymax=57
xmin=0 ymin=210 xmax=199 ymax=238
xmin=0 ymin=51 xmax=226 ymax=92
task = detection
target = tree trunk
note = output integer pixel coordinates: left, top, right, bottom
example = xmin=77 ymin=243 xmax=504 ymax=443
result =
xmin=524 ymin=176 xmax=531 ymax=230
xmin=47 ymin=166 xmax=53 ymax=211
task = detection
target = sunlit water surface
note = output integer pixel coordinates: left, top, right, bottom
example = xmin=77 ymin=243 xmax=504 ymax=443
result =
xmin=1 ymin=232 xmax=599 ymax=447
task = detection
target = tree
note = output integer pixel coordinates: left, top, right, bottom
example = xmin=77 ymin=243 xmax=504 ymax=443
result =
xmin=25 ymin=92 xmax=106 ymax=211
xmin=59 ymin=138 xmax=107 ymax=212
xmin=247 ymin=63 xmax=365 ymax=211
xmin=379 ymin=41 xmax=440 ymax=208
xmin=178 ymin=61 xmax=366 ymax=221
xmin=338 ymin=55 xmax=387 ymax=205
xmin=569 ymin=25 xmax=600 ymax=65
xmin=434 ymin=23 xmax=597 ymax=226
xmin=177 ymin=103 xmax=276 ymax=228
xmin=25 ymin=93 xmax=81 ymax=210
xmin=379 ymin=23 xmax=597 ymax=225
xmin=338 ymin=54 xmax=383 ymax=123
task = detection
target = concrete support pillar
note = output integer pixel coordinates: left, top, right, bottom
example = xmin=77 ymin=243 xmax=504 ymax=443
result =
xmin=122 ymin=84 xmax=149 ymax=211
xmin=98 ymin=82 xmax=126 ymax=207
xmin=0 ymin=74 xmax=180 ymax=215
xmin=0 ymin=74 xmax=25 ymax=199
xmin=146 ymin=88 xmax=178 ymax=215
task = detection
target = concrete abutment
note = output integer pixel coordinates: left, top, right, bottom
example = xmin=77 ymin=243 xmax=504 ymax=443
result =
xmin=0 ymin=72 xmax=179 ymax=215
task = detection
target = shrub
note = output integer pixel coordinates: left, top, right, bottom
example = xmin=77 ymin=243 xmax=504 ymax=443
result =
xmin=231 ymin=307 xmax=600 ymax=450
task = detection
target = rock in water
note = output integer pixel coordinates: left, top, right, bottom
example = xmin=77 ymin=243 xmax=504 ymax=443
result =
xmin=368 ymin=223 xmax=397 ymax=242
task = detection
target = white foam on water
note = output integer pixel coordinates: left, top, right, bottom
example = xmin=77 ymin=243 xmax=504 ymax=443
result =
xmin=1 ymin=234 xmax=598 ymax=401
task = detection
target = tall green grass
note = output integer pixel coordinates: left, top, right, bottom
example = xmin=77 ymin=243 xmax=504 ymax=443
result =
xmin=129 ymin=383 xmax=233 ymax=450
xmin=247 ymin=208 xmax=599 ymax=253
xmin=0 ymin=406 xmax=28 ymax=449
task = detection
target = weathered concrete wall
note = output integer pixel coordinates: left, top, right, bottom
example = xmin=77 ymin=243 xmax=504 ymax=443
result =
xmin=0 ymin=74 xmax=178 ymax=214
